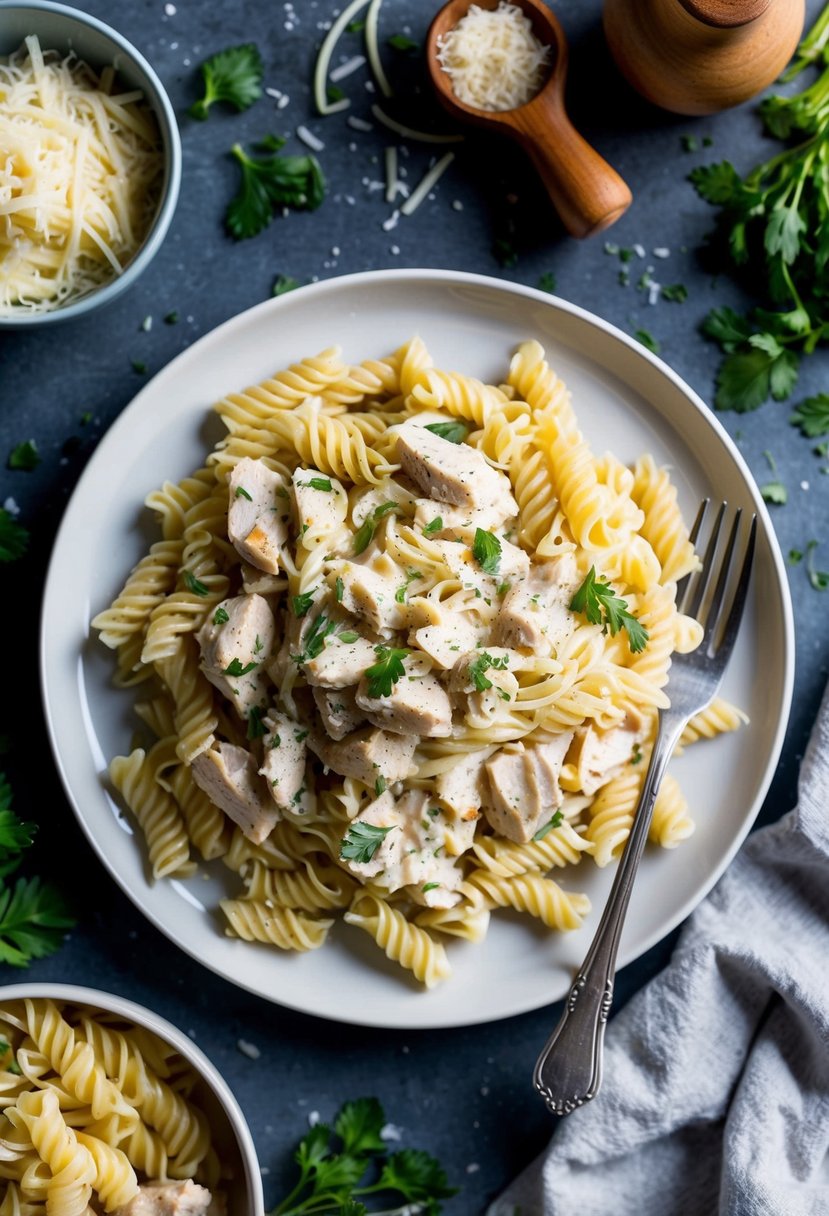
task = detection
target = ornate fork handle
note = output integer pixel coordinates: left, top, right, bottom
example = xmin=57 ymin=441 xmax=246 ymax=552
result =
xmin=533 ymin=710 xmax=686 ymax=1116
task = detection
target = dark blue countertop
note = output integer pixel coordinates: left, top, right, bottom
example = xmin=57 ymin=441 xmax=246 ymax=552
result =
xmin=2 ymin=0 xmax=827 ymax=1210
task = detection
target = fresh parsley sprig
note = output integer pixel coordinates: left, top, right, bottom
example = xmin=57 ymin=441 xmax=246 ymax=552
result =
xmin=353 ymin=502 xmax=401 ymax=555
xmin=471 ymin=528 xmax=501 ymax=575
xmin=189 ymin=44 xmax=264 ymax=120
xmin=423 ymin=421 xmax=468 ymax=444
xmin=468 ymin=651 xmax=509 ymax=692
xmin=364 ymin=647 xmax=409 ymax=699
xmin=270 ymin=1096 xmax=456 ymax=1215
xmin=570 ymin=567 xmax=649 ymax=653
xmin=227 ymin=137 xmax=325 ymax=241
xmin=339 ymin=824 xmax=394 ymax=865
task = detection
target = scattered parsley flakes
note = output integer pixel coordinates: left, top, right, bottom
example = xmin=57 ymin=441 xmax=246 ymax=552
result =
xmin=788 ymin=548 xmax=803 ymax=565
xmin=189 ymin=43 xmax=263 ymax=120
xmin=468 ymin=652 xmax=509 ymax=692
xmin=570 ymin=566 xmax=649 ymax=653
xmin=631 ymin=742 xmax=643 ymax=765
xmin=533 ymin=810 xmax=564 ymax=840
xmin=291 ymin=591 xmax=316 ymax=618
xmin=247 ymin=706 xmax=267 ymax=740
xmin=223 ymin=658 xmax=258 ymax=677
xmin=806 ymin=540 xmax=829 ymax=591
xmin=423 ymin=517 xmax=443 ymax=536
xmin=304 ymin=477 xmax=333 ymax=492
xmin=131 ymin=360 xmax=147 ymax=375
xmin=327 ymin=84 xmax=346 ymax=103
xmin=661 ymin=283 xmax=689 ymax=303
xmin=388 ymin=33 xmax=419 ymax=51
xmin=226 ymin=136 xmax=325 ymax=241
xmin=681 ymin=134 xmax=699 ymax=152
xmin=471 ymin=528 xmax=501 ymax=575
xmin=163 ymin=310 xmax=180 ymax=325
xmin=273 ymin=274 xmax=301 ymax=296
xmin=213 ymin=606 xmax=230 ymax=625
xmin=337 ymin=631 xmax=359 ymax=644
xmin=364 ymin=646 xmax=409 ymax=699
xmin=537 ymin=271 xmax=557 ymax=294
xmin=492 ymin=237 xmax=518 ymax=268
xmin=759 ymin=450 xmax=787 ymax=505
xmin=235 ymin=485 xmax=253 ymax=500
xmin=347 ymin=17 xmax=366 ymax=32
xmin=634 ymin=329 xmax=660 ymax=354
xmin=424 ymin=421 xmax=468 ymax=444
xmin=422 ymin=882 xmax=441 ymax=893
xmin=80 ymin=411 xmax=93 ymax=425
xmin=335 ymin=576 xmax=344 ymax=602
xmin=293 ymin=613 xmax=337 ymax=664
xmin=340 ymin=822 xmax=395 ymax=863
xmin=183 ymin=570 xmax=209 ymax=597
xmin=7 ymin=441 xmax=40 ymax=472
xmin=353 ymin=501 xmax=400 ymax=555
xmin=375 ymin=776 xmax=386 ymax=797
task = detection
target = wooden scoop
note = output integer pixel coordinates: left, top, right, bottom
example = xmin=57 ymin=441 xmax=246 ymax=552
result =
xmin=426 ymin=0 xmax=632 ymax=238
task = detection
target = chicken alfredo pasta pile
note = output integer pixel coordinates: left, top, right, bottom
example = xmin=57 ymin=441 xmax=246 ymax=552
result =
xmin=93 ymin=338 xmax=747 ymax=988
xmin=0 ymin=999 xmax=221 ymax=1215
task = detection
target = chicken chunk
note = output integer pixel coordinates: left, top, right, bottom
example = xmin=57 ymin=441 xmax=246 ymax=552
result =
xmin=342 ymin=789 xmax=462 ymax=906
xmin=413 ymin=496 xmax=516 ymax=535
xmin=482 ymin=733 xmax=573 ymax=843
xmin=312 ymin=685 xmax=366 ymax=741
xmin=434 ymin=533 xmax=530 ymax=597
xmin=412 ymin=609 xmax=481 ymax=670
xmin=292 ymin=467 xmax=347 ymax=549
xmin=574 ymin=711 xmax=646 ymax=795
xmin=395 ymin=424 xmax=517 ymax=516
xmin=191 ymin=743 xmax=279 ymax=844
xmin=112 ymin=1181 xmax=212 ymax=1216
xmin=303 ymin=635 xmax=377 ymax=688
xmin=356 ymin=672 xmax=453 ymax=738
xmin=493 ymin=554 xmax=579 ymax=654
xmin=309 ymin=728 xmax=416 ymax=786
xmin=260 ymin=712 xmax=311 ymax=814
xmin=338 ymin=556 xmax=408 ymax=634
xmin=197 ymin=594 xmax=275 ymax=718
xmin=228 ymin=458 xmax=289 ymax=575
xmin=435 ymin=748 xmax=492 ymax=818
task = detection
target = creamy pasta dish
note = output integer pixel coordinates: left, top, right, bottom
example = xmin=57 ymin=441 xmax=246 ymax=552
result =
xmin=92 ymin=337 xmax=746 ymax=988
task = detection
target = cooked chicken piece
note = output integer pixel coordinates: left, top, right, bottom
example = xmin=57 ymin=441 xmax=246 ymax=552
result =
xmin=312 ymin=685 xmax=366 ymax=741
xmin=395 ymin=424 xmax=517 ymax=516
xmin=197 ymin=594 xmax=275 ymax=718
xmin=342 ymin=789 xmax=462 ymax=906
xmin=112 ymin=1181 xmax=212 ymax=1216
xmin=450 ymin=647 xmax=517 ymax=708
xmin=309 ymin=728 xmax=416 ymax=786
xmin=413 ymin=496 xmax=516 ymax=535
xmin=434 ymin=533 xmax=530 ymax=597
xmin=356 ymin=672 xmax=453 ymax=738
xmin=292 ymin=467 xmax=347 ymax=549
xmin=303 ymin=635 xmax=377 ymax=688
xmin=228 ymin=458 xmax=289 ymax=575
xmin=412 ymin=610 xmax=481 ymax=669
xmin=338 ymin=556 xmax=408 ymax=634
xmin=493 ymin=554 xmax=579 ymax=654
xmin=482 ymin=733 xmax=573 ymax=843
xmin=241 ymin=562 xmax=284 ymax=595
xmin=435 ymin=748 xmax=493 ymax=818
xmin=191 ymin=743 xmax=279 ymax=844
xmin=260 ymin=712 xmax=311 ymax=814
xmin=573 ymin=711 xmax=646 ymax=795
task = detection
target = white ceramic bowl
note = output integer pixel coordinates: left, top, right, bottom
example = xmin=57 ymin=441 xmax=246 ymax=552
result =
xmin=0 ymin=983 xmax=263 ymax=1215
xmin=0 ymin=1 xmax=181 ymax=327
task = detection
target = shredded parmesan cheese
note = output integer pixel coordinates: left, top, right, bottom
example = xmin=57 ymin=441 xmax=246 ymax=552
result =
xmin=437 ymin=2 xmax=551 ymax=112
xmin=0 ymin=36 xmax=163 ymax=315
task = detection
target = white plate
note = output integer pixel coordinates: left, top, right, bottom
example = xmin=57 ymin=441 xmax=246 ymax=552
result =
xmin=41 ymin=270 xmax=794 ymax=1029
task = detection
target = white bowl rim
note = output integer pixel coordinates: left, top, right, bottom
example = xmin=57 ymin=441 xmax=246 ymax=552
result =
xmin=0 ymin=981 xmax=264 ymax=1214
xmin=0 ymin=0 xmax=182 ymax=327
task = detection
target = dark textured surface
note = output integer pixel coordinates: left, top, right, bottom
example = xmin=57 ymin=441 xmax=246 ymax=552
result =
xmin=2 ymin=0 xmax=828 ymax=1211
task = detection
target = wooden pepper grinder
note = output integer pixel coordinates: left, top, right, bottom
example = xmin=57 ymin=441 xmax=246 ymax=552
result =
xmin=603 ymin=0 xmax=805 ymax=116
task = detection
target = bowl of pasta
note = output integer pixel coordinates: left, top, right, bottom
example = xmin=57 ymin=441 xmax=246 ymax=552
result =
xmin=41 ymin=269 xmax=794 ymax=1028
xmin=0 ymin=984 xmax=263 ymax=1215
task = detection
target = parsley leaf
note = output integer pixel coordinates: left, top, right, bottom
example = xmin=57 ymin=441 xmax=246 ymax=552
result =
xmin=424 ymin=421 xmax=468 ymax=444
xmin=791 ymin=394 xmax=829 ymax=438
xmin=183 ymin=570 xmax=209 ymax=597
xmin=394 ymin=570 xmax=422 ymax=604
xmin=388 ymin=34 xmax=419 ymax=51
xmin=247 ymin=706 xmax=267 ymax=740
xmin=7 ymin=441 xmax=40 ymax=471
xmin=293 ymin=613 xmax=337 ymax=664
xmin=273 ymin=274 xmax=301 ymax=296
xmin=334 ymin=1097 xmax=386 ymax=1156
xmin=223 ymin=658 xmax=258 ymax=677
xmin=235 ymin=485 xmax=253 ymax=500
xmin=660 ymin=283 xmax=688 ymax=303
xmin=634 ymin=329 xmax=660 ymax=354
xmin=340 ymin=822 xmax=395 ymax=863
xmin=374 ymin=776 xmax=386 ymax=796
xmin=806 ymin=541 xmax=829 ymax=591
xmin=570 ymin=567 xmax=649 ymax=653
xmin=213 ymin=606 xmax=229 ymax=625
xmin=376 ymin=1148 xmax=456 ymax=1209
xmin=226 ymin=138 xmax=325 ymax=240
xmin=291 ymin=591 xmax=316 ymax=618
xmin=364 ymin=646 xmax=409 ymax=699
xmin=423 ymin=517 xmax=443 ymax=536
xmin=353 ymin=502 xmax=400 ymax=555
xmin=335 ymin=576 xmax=344 ymax=602
xmin=190 ymin=44 xmax=263 ymax=120
xmin=472 ymin=528 xmax=501 ymax=575
xmin=0 ymin=511 xmax=28 ymax=563
xmin=468 ymin=652 xmax=509 ymax=692
xmin=0 ymin=877 xmax=74 ymax=968
xmin=759 ymin=450 xmax=787 ymax=505
xmin=538 ymin=271 xmax=557 ymax=293
xmin=304 ymin=477 xmax=333 ymax=492
xmin=715 ymin=343 xmax=799 ymax=413
xmin=533 ymin=810 xmax=565 ymax=840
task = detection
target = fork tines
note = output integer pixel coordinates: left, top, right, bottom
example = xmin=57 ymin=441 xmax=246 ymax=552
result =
xmin=677 ymin=500 xmax=757 ymax=658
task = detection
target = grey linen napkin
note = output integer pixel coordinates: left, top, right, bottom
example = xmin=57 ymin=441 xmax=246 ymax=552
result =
xmin=489 ymin=683 xmax=829 ymax=1216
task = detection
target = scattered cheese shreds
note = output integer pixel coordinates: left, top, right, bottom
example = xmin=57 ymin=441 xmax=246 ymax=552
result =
xmin=436 ymin=2 xmax=551 ymax=112
xmin=0 ymin=35 xmax=163 ymax=315
xmin=236 ymin=1039 xmax=261 ymax=1060
xmin=313 ymin=0 xmax=371 ymax=116
xmin=330 ymin=54 xmax=366 ymax=83
xmin=296 ymin=125 xmax=325 ymax=152
xmin=400 ymin=152 xmax=456 ymax=216
xmin=385 ymin=145 xmax=399 ymax=203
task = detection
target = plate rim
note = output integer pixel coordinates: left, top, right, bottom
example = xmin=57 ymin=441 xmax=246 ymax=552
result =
xmin=40 ymin=268 xmax=795 ymax=1028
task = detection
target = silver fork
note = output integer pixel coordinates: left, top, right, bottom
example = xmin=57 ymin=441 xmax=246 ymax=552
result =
xmin=533 ymin=500 xmax=756 ymax=1117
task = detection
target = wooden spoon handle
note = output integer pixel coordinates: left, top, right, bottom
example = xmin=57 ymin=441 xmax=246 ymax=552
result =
xmin=513 ymin=97 xmax=632 ymax=239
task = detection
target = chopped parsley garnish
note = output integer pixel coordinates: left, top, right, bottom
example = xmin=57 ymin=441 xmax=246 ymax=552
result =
xmin=661 ymin=283 xmax=688 ymax=303
xmin=335 ymin=576 xmax=344 ymax=602
xmin=189 ymin=43 xmax=263 ymax=120
xmin=423 ymin=517 xmax=443 ymax=536
xmin=759 ymin=450 xmax=787 ymax=505
xmin=353 ymin=501 xmax=400 ymax=554
xmin=80 ymin=411 xmax=93 ymax=425
xmin=293 ymin=612 xmax=337 ymax=664
xmin=235 ymin=485 xmax=253 ymax=501
xmin=806 ymin=540 xmax=829 ymax=591
xmin=270 ymin=733 xmax=281 ymax=749
xmin=347 ymin=18 xmax=366 ymax=32
xmin=422 ymin=882 xmax=441 ymax=893
xmin=424 ymin=421 xmax=468 ymax=444
xmin=496 ymin=580 xmax=511 ymax=596
xmin=340 ymin=822 xmax=395 ymax=863
xmin=533 ymin=811 xmax=564 ymax=840
xmin=254 ymin=634 xmax=264 ymax=654
xmin=537 ymin=271 xmax=557 ymax=294
xmin=7 ymin=441 xmax=40 ymax=472
xmin=338 ymin=631 xmax=359 ymax=644
xmin=291 ymin=591 xmax=316 ymax=618
xmin=224 ymin=658 xmax=258 ymax=677
xmin=294 ymin=729 xmax=309 ymax=743
xmin=213 ymin=606 xmax=229 ymax=625
xmin=247 ymin=706 xmax=267 ymax=740
xmin=183 ymin=570 xmax=209 ymax=597
xmin=634 ymin=329 xmax=661 ymax=354
xmin=788 ymin=548 xmax=803 ymax=565
xmin=304 ymin=477 xmax=333 ymax=492
xmin=492 ymin=236 xmax=518 ymax=268
xmin=327 ymin=84 xmax=346 ymax=103
xmin=394 ymin=570 xmax=422 ymax=604
xmin=471 ymin=528 xmax=501 ymax=575
xmin=790 ymin=394 xmax=829 ymax=438
xmin=631 ymin=743 xmax=643 ymax=765
xmin=681 ymin=134 xmax=699 ymax=152
xmin=273 ymin=273 xmax=301 ymax=296
xmin=468 ymin=651 xmax=509 ymax=692
xmin=164 ymin=310 xmax=180 ymax=325
xmin=388 ymin=33 xmax=419 ymax=51
xmin=375 ymin=776 xmax=386 ymax=797
xmin=570 ymin=566 xmax=649 ymax=653
xmin=364 ymin=646 xmax=409 ymax=699
xmin=0 ymin=511 xmax=28 ymax=564
xmin=226 ymin=136 xmax=325 ymax=241
xmin=131 ymin=360 xmax=147 ymax=375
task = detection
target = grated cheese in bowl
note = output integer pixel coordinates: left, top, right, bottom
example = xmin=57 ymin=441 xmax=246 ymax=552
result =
xmin=437 ymin=1 xmax=551 ymax=113
xmin=0 ymin=35 xmax=164 ymax=316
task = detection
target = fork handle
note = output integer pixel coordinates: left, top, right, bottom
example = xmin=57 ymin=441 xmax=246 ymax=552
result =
xmin=533 ymin=712 xmax=685 ymax=1115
